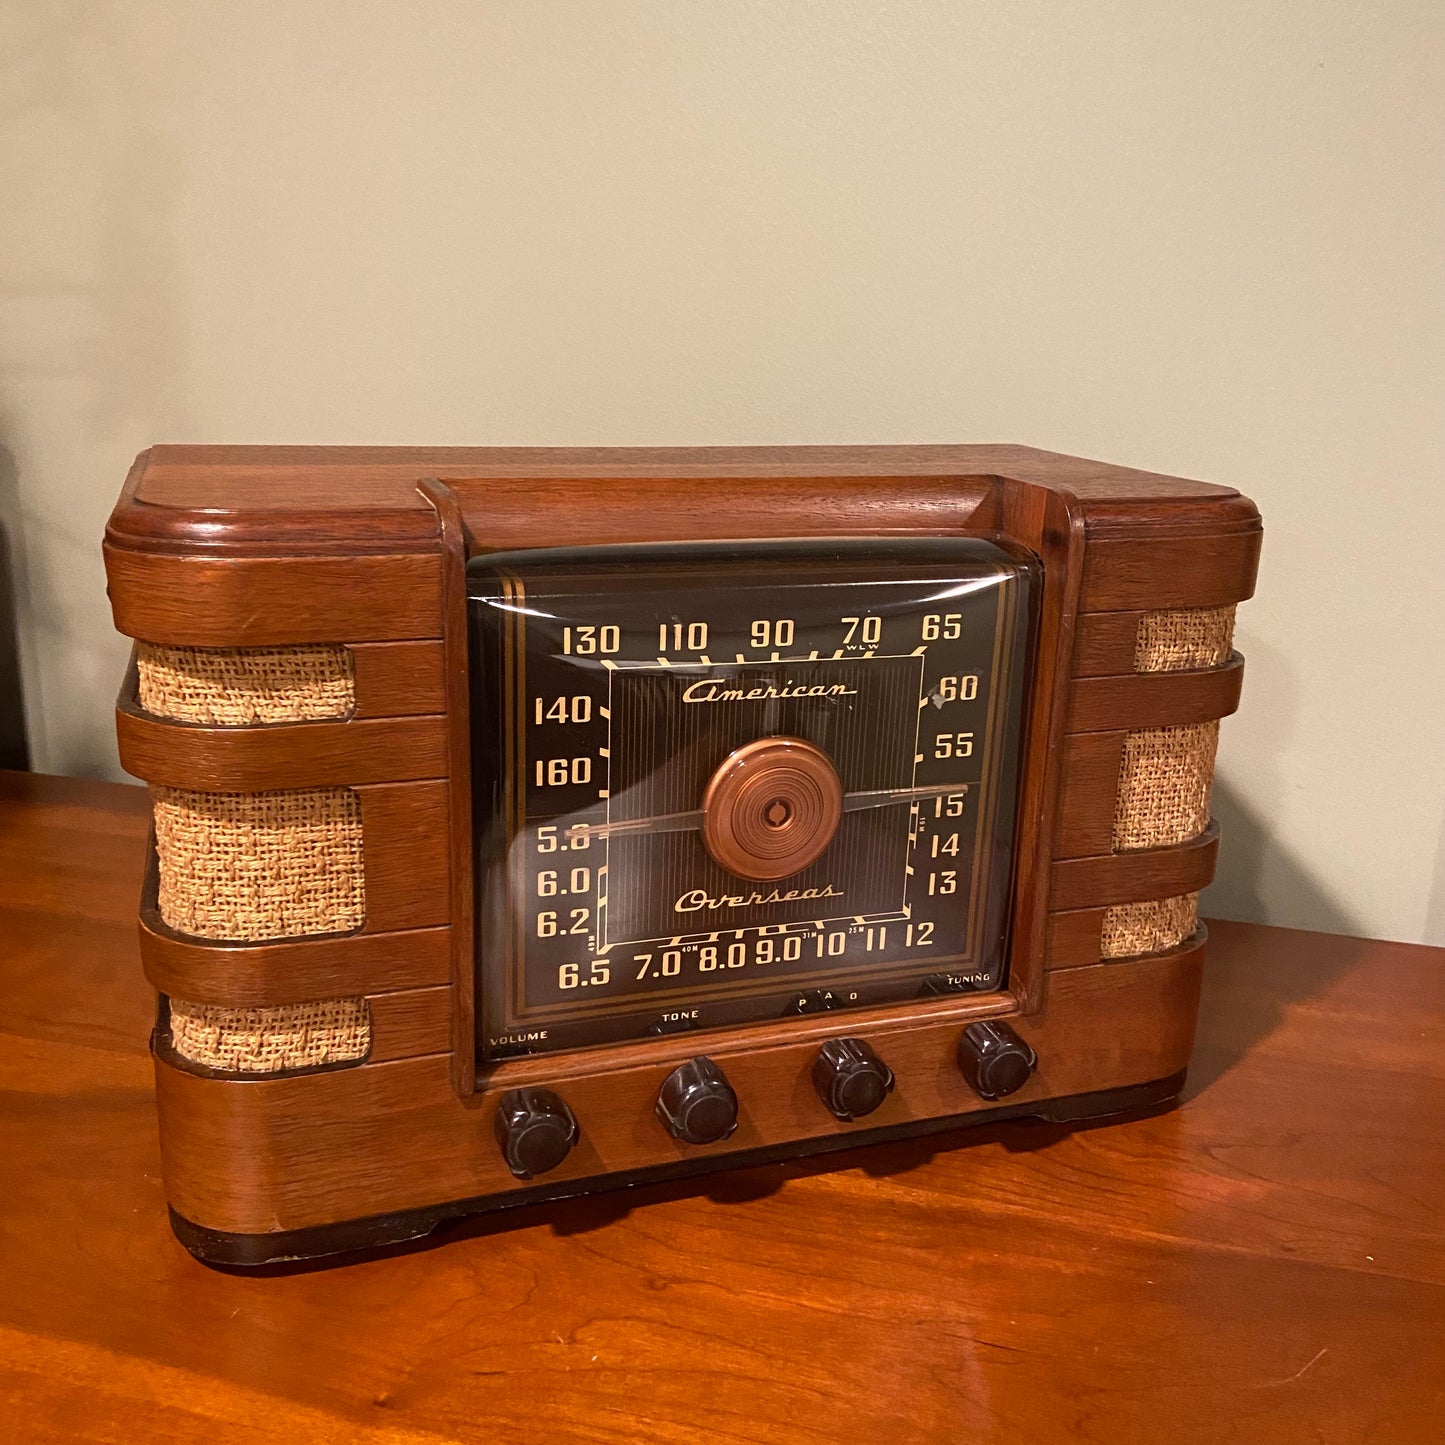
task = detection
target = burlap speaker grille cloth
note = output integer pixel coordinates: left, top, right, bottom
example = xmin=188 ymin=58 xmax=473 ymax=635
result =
xmin=137 ymin=643 xmax=354 ymax=725
xmin=1101 ymin=894 xmax=1198 ymax=959
xmin=1091 ymin=610 xmax=1229 ymax=960
xmin=1112 ymin=721 xmax=1219 ymax=851
xmin=152 ymin=786 xmax=365 ymax=940
xmin=168 ymin=997 xmax=371 ymax=1073
xmin=1133 ymin=606 xmax=1236 ymax=674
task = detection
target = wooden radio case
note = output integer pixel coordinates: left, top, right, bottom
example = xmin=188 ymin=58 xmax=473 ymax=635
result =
xmin=104 ymin=445 xmax=1260 ymax=1265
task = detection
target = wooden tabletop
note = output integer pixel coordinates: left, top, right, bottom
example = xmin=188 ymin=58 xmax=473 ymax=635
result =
xmin=2 ymin=770 xmax=1442 ymax=1444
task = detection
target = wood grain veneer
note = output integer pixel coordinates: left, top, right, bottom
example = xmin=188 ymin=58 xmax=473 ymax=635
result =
xmin=104 ymin=547 xmax=445 ymax=646
xmin=116 ymin=706 xmax=449 ymax=790
xmin=1066 ymin=654 xmax=1244 ymax=732
xmin=101 ymin=444 xmax=1261 ymax=1258
xmin=153 ymin=942 xmax=1204 ymax=1234
xmin=1049 ymin=823 xmax=1221 ymax=911
xmin=346 ymin=641 xmax=447 ymax=716
xmin=140 ymin=921 xmax=451 ymax=1007
xmin=1055 ymin=731 xmax=1129 ymax=859
xmin=5 ymin=775 xmax=1439 ymax=1445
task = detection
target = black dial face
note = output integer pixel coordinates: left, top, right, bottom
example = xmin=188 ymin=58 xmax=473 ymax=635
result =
xmin=468 ymin=537 xmax=1037 ymax=1064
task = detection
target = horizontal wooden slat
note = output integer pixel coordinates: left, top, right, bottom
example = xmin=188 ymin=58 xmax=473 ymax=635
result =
xmin=104 ymin=545 xmax=444 ymax=646
xmin=1080 ymin=530 xmax=1261 ymax=611
xmin=368 ymin=986 xmax=452 ymax=1063
xmin=1073 ymin=612 xmax=1145 ymax=676
xmin=140 ymin=921 xmax=452 ymax=1006
xmin=1046 ymin=909 xmax=1106 ymax=969
xmin=350 ymin=641 xmax=447 ymax=717
xmin=359 ymin=782 xmax=452 ymax=933
xmin=1050 ymin=823 xmax=1220 ymax=912
xmin=1054 ymin=731 xmax=1125 ymax=859
xmin=116 ymin=705 xmax=448 ymax=790
xmin=1066 ymin=656 xmax=1243 ymax=733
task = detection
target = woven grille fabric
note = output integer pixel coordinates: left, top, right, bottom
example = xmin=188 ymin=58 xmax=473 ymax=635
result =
xmin=1133 ymin=607 xmax=1236 ymax=673
xmin=152 ymin=786 xmax=365 ymax=940
xmin=1112 ymin=722 xmax=1219 ymax=851
xmin=1101 ymin=894 xmax=1198 ymax=959
xmin=137 ymin=643 xmax=354 ymax=725
xmin=169 ymin=997 xmax=370 ymax=1072
xmin=1105 ymin=608 xmax=1231 ymax=957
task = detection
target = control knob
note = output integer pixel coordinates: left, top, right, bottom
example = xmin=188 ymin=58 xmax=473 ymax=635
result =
xmin=656 ymin=1056 xmax=739 ymax=1144
xmin=813 ymin=1037 xmax=895 ymax=1121
xmin=493 ymin=1087 xmax=579 ymax=1179
xmin=958 ymin=1020 xmax=1037 ymax=1100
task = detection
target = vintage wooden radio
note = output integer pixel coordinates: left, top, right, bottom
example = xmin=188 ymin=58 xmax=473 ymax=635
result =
xmin=104 ymin=445 xmax=1259 ymax=1264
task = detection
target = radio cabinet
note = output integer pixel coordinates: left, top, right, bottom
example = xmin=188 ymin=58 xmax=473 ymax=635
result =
xmin=104 ymin=444 xmax=1260 ymax=1264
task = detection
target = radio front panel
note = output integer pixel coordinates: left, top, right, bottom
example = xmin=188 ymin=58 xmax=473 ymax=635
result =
xmin=103 ymin=445 xmax=1260 ymax=1264
xmin=468 ymin=538 xmax=1036 ymax=1062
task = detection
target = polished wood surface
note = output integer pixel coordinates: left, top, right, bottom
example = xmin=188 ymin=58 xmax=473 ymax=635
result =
xmin=101 ymin=448 xmax=1260 ymax=1251
xmin=3 ymin=771 xmax=1441 ymax=1443
xmin=103 ymin=546 xmax=446 ymax=644
xmin=1066 ymin=651 xmax=1244 ymax=731
xmin=347 ymin=641 xmax=448 ymax=717
xmin=140 ymin=918 xmax=452 ymax=1006
xmin=1055 ymin=730 xmax=1130 ymax=857
xmin=1079 ymin=527 xmax=1261 ymax=609
xmin=116 ymin=704 xmax=450 ymax=790
xmin=1049 ymin=821 xmax=1221 ymax=910
xmin=417 ymin=480 xmax=478 ymax=1096
xmin=152 ymin=948 xmax=1202 ymax=1236
xmin=111 ymin=443 xmax=1252 ymax=542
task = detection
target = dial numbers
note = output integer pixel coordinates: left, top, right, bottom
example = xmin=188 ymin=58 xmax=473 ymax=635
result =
xmin=470 ymin=539 xmax=1034 ymax=1060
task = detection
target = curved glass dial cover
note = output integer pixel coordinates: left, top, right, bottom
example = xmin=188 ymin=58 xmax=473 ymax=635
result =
xmin=468 ymin=537 xmax=1037 ymax=1064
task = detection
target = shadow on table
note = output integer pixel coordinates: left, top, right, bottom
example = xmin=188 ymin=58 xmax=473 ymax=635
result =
xmin=225 ymin=780 xmax=1376 ymax=1278
xmin=221 ymin=1099 xmax=1181 ymax=1278
xmin=0 ymin=445 xmax=31 ymax=770
xmin=1187 ymin=775 xmax=1371 ymax=1099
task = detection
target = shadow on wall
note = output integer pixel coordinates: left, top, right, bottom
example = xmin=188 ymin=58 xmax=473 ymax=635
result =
xmin=1213 ymin=760 xmax=1445 ymax=949
xmin=1185 ymin=619 xmax=1380 ymax=1091
xmin=0 ymin=5 xmax=192 ymax=778
xmin=1206 ymin=775 xmax=1359 ymax=938
xmin=1202 ymin=625 xmax=1360 ymax=939
xmin=0 ymin=445 xmax=30 ymax=769
xmin=1428 ymin=823 xmax=1445 ymax=948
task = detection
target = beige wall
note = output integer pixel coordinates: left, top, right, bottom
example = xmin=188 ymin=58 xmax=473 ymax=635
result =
xmin=1 ymin=2 xmax=1442 ymax=942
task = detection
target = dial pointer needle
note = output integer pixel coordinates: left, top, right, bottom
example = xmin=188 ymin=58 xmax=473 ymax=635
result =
xmin=840 ymin=782 xmax=969 ymax=813
xmin=577 ymin=783 xmax=967 ymax=840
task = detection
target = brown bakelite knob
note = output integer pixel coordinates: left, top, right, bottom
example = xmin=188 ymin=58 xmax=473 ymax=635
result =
xmin=493 ymin=1087 xmax=579 ymax=1179
xmin=958 ymin=1021 xmax=1036 ymax=1101
xmin=701 ymin=737 xmax=843 ymax=881
xmin=813 ymin=1037 xmax=895 ymax=1121
xmin=656 ymin=1057 xmax=739 ymax=1144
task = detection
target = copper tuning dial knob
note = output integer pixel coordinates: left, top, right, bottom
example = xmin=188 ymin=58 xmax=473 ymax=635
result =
xmin=700 ymin=737 xmax=844 ymax=882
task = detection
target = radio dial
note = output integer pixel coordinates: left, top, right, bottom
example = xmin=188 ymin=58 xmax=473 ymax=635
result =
xmin=813 ymin=1037 xmax=895 ymax=1121
xmin=493 ymin=1087 xmax=579 ymax=1179
xmin=469 ymin=537 xmax=1034 ymax=1064
xmin=958 ymin=1020 xmax=1036 ymax=1100
xmin=701 ymin=737 xmax=843 ymax=881
xmin=656 ymin=1056 xmax=739 ymax=1144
